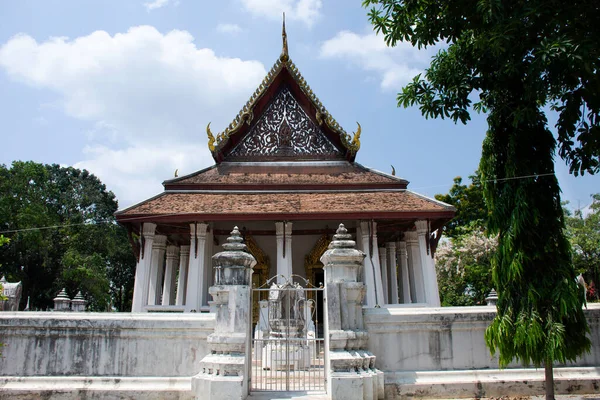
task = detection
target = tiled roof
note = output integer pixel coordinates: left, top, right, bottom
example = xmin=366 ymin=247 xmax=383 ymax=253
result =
xmin=163 ymin=163 xmax=407 ymax=189
xmin=116 ymin=191 xmax=453 ymax=218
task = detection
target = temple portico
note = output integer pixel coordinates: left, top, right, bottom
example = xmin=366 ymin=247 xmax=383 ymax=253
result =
xmin=126 ymin=217 xmax=445 ymax=313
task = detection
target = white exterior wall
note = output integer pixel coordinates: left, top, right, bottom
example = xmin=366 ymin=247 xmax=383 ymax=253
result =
xmin=364 ymin=304 xmax=600 ymax=372
xmin=0 ymin=312 xmax=215 ymax=377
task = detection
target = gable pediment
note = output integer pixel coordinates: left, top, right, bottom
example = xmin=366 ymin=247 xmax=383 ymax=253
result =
xmin=226 ymin=87 xmax=343 ymax=161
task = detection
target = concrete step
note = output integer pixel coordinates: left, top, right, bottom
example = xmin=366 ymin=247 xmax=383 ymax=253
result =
xmin=247 ymin=392 xmax=329 ymax=400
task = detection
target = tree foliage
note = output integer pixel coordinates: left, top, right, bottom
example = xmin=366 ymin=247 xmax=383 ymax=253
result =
xmin=0 ymin=161 xmax=136 ymax=311
xmin=364 ymin=0 xmax=594 ymax=388
xmin=435 ymin=172 xmax=487 ymax=238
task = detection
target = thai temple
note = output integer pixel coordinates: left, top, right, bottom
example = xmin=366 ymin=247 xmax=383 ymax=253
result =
xmin=0 ymin=20 xmax=598 ymax=400
xmin=115 ymin=20 xmax=454 ymax=316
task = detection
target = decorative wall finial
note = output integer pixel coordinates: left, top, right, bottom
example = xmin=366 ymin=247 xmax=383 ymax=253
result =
xmin=280 ymin=12 xmax=289 ymax=62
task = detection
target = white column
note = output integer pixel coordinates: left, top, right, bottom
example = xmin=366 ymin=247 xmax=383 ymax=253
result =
xmin=201 ymin=228 xmax=214 ymax=307
xmin=176 ymin=245 xmax=190 ymax=306
xmin=148 ymin=234 xmax=167 ymax=306
xmin=162 ymin=245 xmax=179 ymax=306
xmin=415 ymin=220 xmax=441 ymax=307
xmin=275 ymin=222 xmax=293 ymax=284
xmin=378 ymin=247 xmax=388 ymax=303
xmin=397 ymin=241 xmax=412 ymax=304
xmin=186 ymin=223 xmax=208 ymax=312
xmin=359 ymin=221 xmax=385 ymax=307
xmin=386 ymin=242 xmax=399 ymax=304
xmin=405 ymin=231 xmax=425 ymax=303
xmin=131 ymin=222 xmax=156 ymax=312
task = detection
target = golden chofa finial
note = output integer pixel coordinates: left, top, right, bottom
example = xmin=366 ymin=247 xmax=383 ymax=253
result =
xmin=350 ymin=122 xmax=361 ymax=153
xmin=280 ymin=12 xmax=289 ymax=62
xmin=207 ymin=122 xmax=216 ymax=152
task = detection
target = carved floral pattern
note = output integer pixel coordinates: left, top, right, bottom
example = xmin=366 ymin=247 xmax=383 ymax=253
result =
xmin=229 ymin=88 xmax=341 ymax=159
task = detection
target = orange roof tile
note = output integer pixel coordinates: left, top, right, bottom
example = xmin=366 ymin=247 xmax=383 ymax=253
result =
xmin=116 ymin=191 xmax=453 ymax=220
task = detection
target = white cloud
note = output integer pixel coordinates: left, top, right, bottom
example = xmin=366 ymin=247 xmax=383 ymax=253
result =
xmin=217 ymin=23 xmax=243 ymax=34
xmin=0 ymin=26 xmax=267 ymax=207
xmin=240 ymin=0 xmax=322 ymax=27
xmin=74 ymin=142 xmax=211 ymax=208
xmin=143 ymin=0 xmax=176 ymax=12
xmin=320 ymin=30 xmax=438 ymax=90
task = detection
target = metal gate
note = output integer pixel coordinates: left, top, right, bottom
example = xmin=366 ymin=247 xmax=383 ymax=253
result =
xmin=249 ymin=275 xmax=327 ymax=393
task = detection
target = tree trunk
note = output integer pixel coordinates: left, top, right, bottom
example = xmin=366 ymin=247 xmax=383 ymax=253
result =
xmin=545 ymin=360 xmax=555 ymax=400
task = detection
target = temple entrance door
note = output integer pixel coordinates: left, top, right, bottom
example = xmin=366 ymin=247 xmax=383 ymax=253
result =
xmin=249 ymin=275 xmax=327 ymax=393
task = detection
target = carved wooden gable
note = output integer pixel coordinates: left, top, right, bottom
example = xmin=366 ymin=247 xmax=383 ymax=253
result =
xmin=227 ymin=87 xmax=343 ymax=161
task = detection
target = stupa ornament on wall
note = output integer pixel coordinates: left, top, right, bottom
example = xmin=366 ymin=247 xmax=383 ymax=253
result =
xmin=229 ymin=87 xmax=340 ymax=159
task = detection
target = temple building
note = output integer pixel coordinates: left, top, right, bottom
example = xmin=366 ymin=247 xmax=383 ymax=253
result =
xmin=115 ymin=22 xmax=455 ymax=314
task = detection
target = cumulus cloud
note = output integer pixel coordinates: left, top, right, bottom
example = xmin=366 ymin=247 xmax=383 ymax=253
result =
xmin=240 ymin=0 xmax=322 ymax=27
xmin=74 ymin=142 xmax=211 ymax=207
xmin=144 ymin=0 xmax=176 ymax=12
xmin=217 ymin=23 xmax=243 ymax=34
xmin=320 ymin=30 xmax=438 ymax=90
xmin=0 ymin=26 xmax=266 ymax=207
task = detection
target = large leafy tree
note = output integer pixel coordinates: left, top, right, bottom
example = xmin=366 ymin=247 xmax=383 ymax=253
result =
xmin=364 ymin=1 xmax=596 ymax=398
xmin=0 ymin=161 xmax=136 ymax=311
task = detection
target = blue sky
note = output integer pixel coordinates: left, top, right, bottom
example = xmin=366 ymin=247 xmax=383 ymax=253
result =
xmin=0 ymin=0 xmax=598 ymax=211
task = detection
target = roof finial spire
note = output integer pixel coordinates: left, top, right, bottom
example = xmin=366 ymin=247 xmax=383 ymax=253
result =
xmin=280 ymin=12 xmax=289 ymax=62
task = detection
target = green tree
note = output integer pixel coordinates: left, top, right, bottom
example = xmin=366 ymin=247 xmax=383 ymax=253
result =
xmin=435 ymin=172 xmax=487 ymax=238
xmin=0 ymin=161 xmax=136 ymax=311
xmin=364 ymin=1 xmax=595 ymax=398
xmin=565 ymin=194 xmax=600 ymax=301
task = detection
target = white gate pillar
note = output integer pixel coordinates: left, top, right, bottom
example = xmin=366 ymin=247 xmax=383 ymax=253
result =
xmin=192 ymin=227 xmax=256 ymax=400
xmin=415 ymin=220 xmax=441 ymax=307
xmin=186 ymin=222 xmax=208 ymax=312
xmin=275 ymin=221 xmax=293 ymax=284
xmin=321 ymin=223 xmax=384 ymax=400
xmin=147 ymin=234 xmax=167 ymax=306
xmin=131 ymin=222 xmax=156 ymax=312
xmin=386 ymin=242 xmax=399 ymax=304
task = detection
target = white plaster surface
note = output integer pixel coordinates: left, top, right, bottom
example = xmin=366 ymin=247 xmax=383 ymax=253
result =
xmin=0 ymin=376 xmax=194 ymax=400
xmin=365 ymin=304 xmax=600 ymax=372
xmin=0 ymin=312 xmax=215 ymax=377
xmin=383 ymin=367 xmax=600 ymax=399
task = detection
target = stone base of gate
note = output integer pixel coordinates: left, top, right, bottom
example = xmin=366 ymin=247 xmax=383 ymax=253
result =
xmin=329 ymin=350 xmax=384 ymax=400
xmin=191 ymin=353 xmax=247 ymax=400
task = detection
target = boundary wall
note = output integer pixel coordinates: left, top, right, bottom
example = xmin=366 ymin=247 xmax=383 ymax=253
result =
xmin=0 ymin=312 xmax=215 ymax=399
xmin=365 ymin=304 xmax=600 ymax=399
